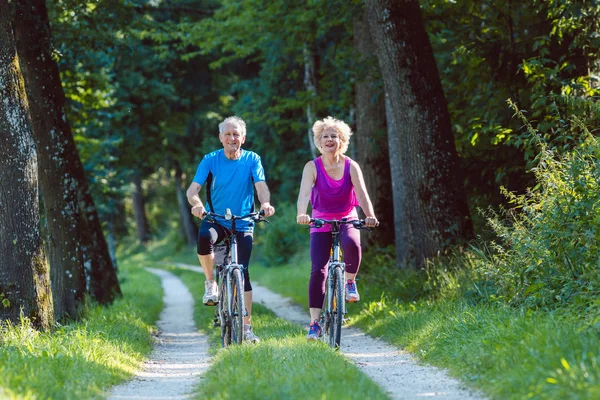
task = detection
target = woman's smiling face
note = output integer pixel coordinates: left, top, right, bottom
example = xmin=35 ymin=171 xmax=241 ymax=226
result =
xmin=320 ymin=127 xmax=341 ymax=155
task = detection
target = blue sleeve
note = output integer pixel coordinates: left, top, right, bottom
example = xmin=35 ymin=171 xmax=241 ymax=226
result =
xmin=192 ymin=157 xmax=210 ymax=185
xmin=252 ymin=154 xmax=266 ymax=183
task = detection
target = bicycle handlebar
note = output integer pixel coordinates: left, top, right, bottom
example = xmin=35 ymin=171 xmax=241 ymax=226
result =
xmin=203 ymin=209 xmax=268 ymax=224
xmin=309 ymin=218 xmax=372 ymax=231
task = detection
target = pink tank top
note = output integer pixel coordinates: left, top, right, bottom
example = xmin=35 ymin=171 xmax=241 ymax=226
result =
xmin=310 ymin=157 xmax=359 ymax=232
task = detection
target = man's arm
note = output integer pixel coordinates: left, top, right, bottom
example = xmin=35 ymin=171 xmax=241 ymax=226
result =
xmin=255 ymin=181 xmax=275 ymax=217
xmin=186 ymin=182 xmax=205 ymax=218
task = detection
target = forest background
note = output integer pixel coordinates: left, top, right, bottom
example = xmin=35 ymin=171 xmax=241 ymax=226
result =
xmin=1 ymin=1 xmax=599 ymax=396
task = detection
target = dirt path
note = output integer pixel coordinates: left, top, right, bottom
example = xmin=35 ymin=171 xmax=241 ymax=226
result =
xmin=107 ymin=268 xmax=210 ymax=400
xmin=171 ymin=263 xmax=484 ymax=400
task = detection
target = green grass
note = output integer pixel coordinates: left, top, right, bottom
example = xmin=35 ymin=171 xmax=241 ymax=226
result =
xmin=248 ymin=252 xmax=600 ymax=400
xmin=161 ymin=262 xmax=390 ymax=400
xmin=0 ymin=256 xmax=163 ymax=399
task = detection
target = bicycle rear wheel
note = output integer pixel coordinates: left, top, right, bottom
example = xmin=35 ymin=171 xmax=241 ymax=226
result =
xmin=230 ymin=268 xmax=244 ymax=344
xmin=329 ymin=266 xmax=344 ymax=348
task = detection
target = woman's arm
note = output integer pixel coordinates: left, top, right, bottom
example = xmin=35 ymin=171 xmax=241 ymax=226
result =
xmin=349 ymin=160 xmax=378 ymax=227
xmin=296 ymin=161 xmax=316 ymax=224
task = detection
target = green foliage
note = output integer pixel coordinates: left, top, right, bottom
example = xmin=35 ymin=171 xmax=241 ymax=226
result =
xmin=254 ymin=203 xmax=307 ymax=267
xmin=477 ymin=103 xmax=600 ymax=323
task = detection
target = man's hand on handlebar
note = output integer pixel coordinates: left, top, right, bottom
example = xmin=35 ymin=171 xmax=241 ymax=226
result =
xmin=191 ymin=204 xmax=206 ymax=218
xmin=260 ymin=202 xmax=275 ymax=217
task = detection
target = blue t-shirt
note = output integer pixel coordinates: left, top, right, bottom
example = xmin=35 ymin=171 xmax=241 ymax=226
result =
xmin=193 ymin=149 xmax=265 ymax=232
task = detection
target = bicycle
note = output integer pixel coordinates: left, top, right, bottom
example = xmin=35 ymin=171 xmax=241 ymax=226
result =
xmin=310 ymin=217 xmax=371 ymax=348
xmin=203 ymin=209 xmax=267 ymax=347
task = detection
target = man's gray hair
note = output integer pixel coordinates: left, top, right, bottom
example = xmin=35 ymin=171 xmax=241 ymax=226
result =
xmin=219 ymin=116 xmax=247 ymax=137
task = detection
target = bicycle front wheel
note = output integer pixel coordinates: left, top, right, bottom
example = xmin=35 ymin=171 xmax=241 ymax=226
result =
xmin=329 ymin=266 xmax=344 ymax=348
xmin=218 ymin=275 xmax=231 ymax=348
xmin=230 ymin=268 xmax=245 ymax=344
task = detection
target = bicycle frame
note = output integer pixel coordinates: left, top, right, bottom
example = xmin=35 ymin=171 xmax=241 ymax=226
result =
xmin=311 ymin=217 xmax=368 ymax=348
xmin=206 ymin=209 xmax=265 ymax=346
xmin=325 ymin=221 xmax=346 ymax=335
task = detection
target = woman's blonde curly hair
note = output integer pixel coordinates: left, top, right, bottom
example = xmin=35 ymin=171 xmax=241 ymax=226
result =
xmin=312 ymin=116 xmax=353 ymax=155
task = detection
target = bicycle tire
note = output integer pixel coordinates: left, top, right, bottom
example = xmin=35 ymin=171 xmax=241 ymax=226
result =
xmin=218 ymin=274 xmax=231 ymax=347
xmin=230 ymin=267 xmax=244 ymax=344
xmin=329 ymin=266 xmax=344 ymax=348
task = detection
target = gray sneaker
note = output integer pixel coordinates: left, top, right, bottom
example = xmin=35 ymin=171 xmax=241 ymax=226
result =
xmin=243 ymin=324 xmax=260 ymax=343
xmin=203 ymin=280 xmax=218 ymax=306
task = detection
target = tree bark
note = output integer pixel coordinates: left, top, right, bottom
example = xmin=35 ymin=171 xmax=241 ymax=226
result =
xmin=175 ymin=161 xmax=197 ymax=246
xmin=131 ymin=172 xmax=150 ymax=243
xmin=13 ymin=0 xmax=86 ymax=320
xmin=304 ymin=45 xmax=318 ymax=160
xmin=0 ymin=2 xmax=54 ymax=329
xmin=366 ymin=0 xmax=474 ymax=268
xmin=12 ymin=0 xmax=121 ymax=305
xmin=353 ymin=11 xmax=394 ymax=248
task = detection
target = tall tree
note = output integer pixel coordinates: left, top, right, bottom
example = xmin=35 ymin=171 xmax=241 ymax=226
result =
xmin=366 ymin=0 xmax=474 ymax=268
xmin=13 ymin=0 xmax=86 ymax=320
xmin=0 ymin=0 xmax=53 ymax=329
xmin=13 ymin=0 xmax=121 ymax=305
xmin=131 ymin=172 xmax=150 ymax=244
xmin=353 ymin=10 xmax=393 ymax=247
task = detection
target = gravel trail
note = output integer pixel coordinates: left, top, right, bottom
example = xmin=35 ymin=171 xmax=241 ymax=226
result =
xmin=106 ymin=268 xmax=210 ymax=400
xmin=171 ymin=263 xmax=485 ymax=400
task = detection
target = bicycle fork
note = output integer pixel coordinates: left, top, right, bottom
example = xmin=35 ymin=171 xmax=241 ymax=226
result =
xmin=324 ymin=262 xmax=345 ymax=330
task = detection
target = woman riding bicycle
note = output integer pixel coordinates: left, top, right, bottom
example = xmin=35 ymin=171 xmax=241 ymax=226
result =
xmin=296 ymin=116 xmax=379 ymax=341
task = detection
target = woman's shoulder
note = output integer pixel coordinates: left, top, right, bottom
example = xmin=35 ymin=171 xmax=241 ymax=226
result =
xmin=304 ymin=159 xmax=317 ymax=170
xmin=345 ymin=157 xmax=362 ymax=173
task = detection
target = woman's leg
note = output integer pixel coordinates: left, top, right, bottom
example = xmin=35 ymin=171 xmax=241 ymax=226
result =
xmin=341 ymin=224 xmax=362 ymax=280
xmin=309 ymin=232 xmax=332 ymax=322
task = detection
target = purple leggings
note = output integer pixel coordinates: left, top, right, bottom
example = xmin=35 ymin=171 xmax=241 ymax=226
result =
xmin=309 ymin=225 xmax=361 ymax=309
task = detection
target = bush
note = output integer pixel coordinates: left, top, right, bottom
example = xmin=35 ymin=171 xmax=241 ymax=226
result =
xmin=479 ymin=105 xmax=600 ymax=323
xmin=254 ymin=202 xmax=308 ymax=266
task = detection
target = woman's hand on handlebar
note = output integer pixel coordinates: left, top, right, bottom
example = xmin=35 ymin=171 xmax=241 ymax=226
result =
xmin=296 ymin=213 xmax=311 ymax=225
xmin=191 ymin=204 xmax=206 ymax=218
xmin=364 ymin=216 xmax=379 ymax=228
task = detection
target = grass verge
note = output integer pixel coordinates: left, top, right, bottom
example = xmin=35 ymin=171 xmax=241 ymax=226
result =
xmin=160 ymin=260 xmax=390 ymax=400
xmin=248 ymin=254 xmax=600 ymax=400
xmin=0 ymin=255 xmax=162 ymax=399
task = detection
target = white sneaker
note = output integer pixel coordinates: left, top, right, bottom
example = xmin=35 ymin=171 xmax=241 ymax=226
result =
xmin=203 ymin=280 xmax=218 ymax=306
xmin=243 ymin=324 xmax=260 ymax=343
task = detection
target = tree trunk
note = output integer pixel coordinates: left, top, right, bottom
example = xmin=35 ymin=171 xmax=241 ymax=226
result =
xmin=366 ymin=0 xmax=474 ymax=268
xmin=353 ymin=11 xmax=394 ymax=248
xmin=13 ymin=0 xmax=86 ymax=320
xmin=175 ymin=161 xmax=197 ymax=246
xmin=304 ymin=44 xmax=318 ymax=160
xmin=131 ymin=173 xmax=150 ymax=243
xmin=78 ymin=189 xmax=122 ymax=303
xmin=0 ymin=3 xmax=54 ymax=329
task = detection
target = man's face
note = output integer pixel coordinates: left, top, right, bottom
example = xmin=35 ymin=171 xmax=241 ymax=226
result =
xmin=219 ymin=123 xmax=246 ymax=152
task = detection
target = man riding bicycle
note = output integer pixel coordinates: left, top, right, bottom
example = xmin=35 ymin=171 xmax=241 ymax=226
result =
xmin=187 ymin=116 xmax=275 ymax=343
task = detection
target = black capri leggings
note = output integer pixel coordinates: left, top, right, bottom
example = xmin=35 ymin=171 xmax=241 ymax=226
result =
xmin=197 ymin=221 xmax=254 ymax=292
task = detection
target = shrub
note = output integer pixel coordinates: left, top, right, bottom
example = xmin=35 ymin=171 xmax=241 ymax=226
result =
xmin=254 ymin=202 xmax=308 ymax=266
xmin=479 ymin=103 xmax=600 ymax=323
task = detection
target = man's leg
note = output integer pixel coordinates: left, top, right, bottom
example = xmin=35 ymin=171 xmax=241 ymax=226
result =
xmin=244 ymin=291 xmax=252 ymax=325
xmin=199 ymin=254 xmax=215 ymax=280
xmin=237 ymin=232 xmax=260 ymax=342
xmin=197 ymin=222 xmax=223 ymax=306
